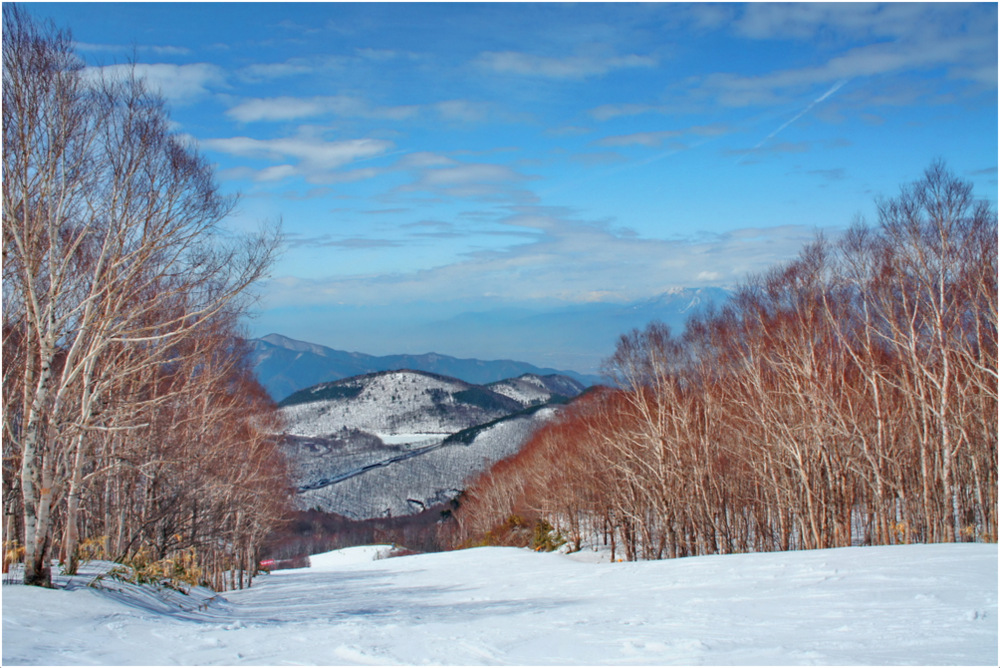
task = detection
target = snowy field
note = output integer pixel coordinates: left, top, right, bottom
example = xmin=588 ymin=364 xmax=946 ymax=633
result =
xmin=2 ymin=543 xmax=996 ymax=665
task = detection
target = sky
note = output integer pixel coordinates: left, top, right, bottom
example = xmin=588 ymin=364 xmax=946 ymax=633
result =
xmin=19 ymin=2 xmax=999 ymax=373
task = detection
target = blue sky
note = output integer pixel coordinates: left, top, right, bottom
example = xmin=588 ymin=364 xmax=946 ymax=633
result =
xmin=24 ymin=2 xmax=999 ymax=372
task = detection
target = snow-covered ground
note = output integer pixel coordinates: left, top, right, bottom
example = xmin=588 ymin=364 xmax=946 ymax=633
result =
xmin=3 ymin=543 xmax=996 ymax=665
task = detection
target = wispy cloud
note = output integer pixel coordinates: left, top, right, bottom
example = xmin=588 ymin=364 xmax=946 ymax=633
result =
xmin=588 ymin=103 xmax=662 ymax=121
xmin=226 ymin=95 xmax=492 ymax=125
xmin=283 ymin=233 xmax=405 ymax=250
xmin=475 ymin=51 xmax=656 ymax=79
xmin=400 ymin=220 xmax=467 ymax=240
xmin=596 ymin=130 xmax=683 ymax=148
xmin=237 ymin=59 xmax=332 ymax=82
xmin=806 ymin=168 xmax=847 ymax=182
xmin=262 ymin=208 xmax=826 ymax=309
xmin=227 ymin=95 xmax=420 ymax=123
xmin=434 ymin=100 xmax=491 ymax=123
xmin=75 ymin=42 xmax=192 ymax=56
xmin=86 ymin=63 xmax=225 ymax=103
xmin=734 ymin=3 xmax=939 ymax=41
xmin=395 ymin=158 xmax=537 ymax=203
xmin=204 ymin=135 xmax=394 ymax=184
xmin=726 ymin=141 xmax=811 ymax=158
xmin=570 ymin=151 xmax=628 ymax=166
xmin=691 ymin=27 xmax=995 ymax=111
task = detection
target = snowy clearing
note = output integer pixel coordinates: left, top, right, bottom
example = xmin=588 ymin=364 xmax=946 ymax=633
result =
xmin=376 ymin=433 xmax=451 ymax=446
xmin=2 ymin=543 xmax=996 ymax=665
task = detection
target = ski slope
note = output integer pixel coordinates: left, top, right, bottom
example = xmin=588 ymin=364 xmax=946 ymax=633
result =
xmin=2 ymin=543 xmax=996 ymax=665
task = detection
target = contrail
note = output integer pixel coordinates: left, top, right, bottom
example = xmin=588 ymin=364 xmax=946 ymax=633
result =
xmin=748 ymin=78 xmax=850 ymax=154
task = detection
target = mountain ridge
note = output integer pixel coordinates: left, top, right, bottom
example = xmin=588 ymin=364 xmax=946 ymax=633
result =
xmin=251 ymin=334 xmax=603 ymax=402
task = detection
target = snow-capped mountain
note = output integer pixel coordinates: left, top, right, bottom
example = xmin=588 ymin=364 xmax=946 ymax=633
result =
xmin=250 ymin=333 xmax=602 ymax=403
xmin=280 ymin=369 xmax=524 ymax=437
xmin=486 ymin=373 xmax=586 ymax=407
xmin=278 ymin=369 xmax=581 ymax=519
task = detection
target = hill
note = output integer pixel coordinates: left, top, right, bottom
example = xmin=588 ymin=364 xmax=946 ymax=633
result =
xmin=277 ymin=369 xmax=582 ymax=519
xmin=250 ymin=333 xmax=602 ymax=403
xmin=486 ymin=373 xmax=585 ymax=406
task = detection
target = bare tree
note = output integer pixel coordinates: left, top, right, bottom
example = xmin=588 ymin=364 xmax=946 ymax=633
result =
xmin=2 ymin=7 xmax=282 ymax=587
xmin=455 ymin=163 xmax=996 ymax=560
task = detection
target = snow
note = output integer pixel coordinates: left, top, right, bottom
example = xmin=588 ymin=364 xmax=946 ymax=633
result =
xmin=488 ymin=376 xmax=554 ymax=406
xmin=487 ymin=374 xmax=585 ymax=407
xmin=296 ymin=410 xmax=552 ymax=518
xmin=3 ymin=543 xmax=996 ymax=665
xmin=376 ymin=433 xmax=450 ymax=446
xmin=282 ymin=370 xmax=514 ymax=438
xmin=304 ymin=545 xmax=395 ymax=569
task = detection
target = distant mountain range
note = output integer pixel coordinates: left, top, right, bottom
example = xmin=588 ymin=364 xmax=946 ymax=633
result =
xmin=278 ymin=368 xmax=586 ymax=519
xmin=250 ymin=287 xmax=728 ymax=402
xmin=250 ymin=333 xmax=603 ymax=402
xmin=409 ymin=286 xmax=730 ymax=372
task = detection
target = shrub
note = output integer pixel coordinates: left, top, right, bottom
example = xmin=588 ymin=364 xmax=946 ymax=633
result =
xmin=531 ymin=519 xmax=566 ymax=552
xmin=100 ymin=547 xmax=204 ymax=593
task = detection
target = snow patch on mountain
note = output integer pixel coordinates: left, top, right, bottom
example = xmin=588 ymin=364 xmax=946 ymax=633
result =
xmin=487 ymin=373 xmax=586 ymax=407
xmin=295 ymin=406 xmax=557 ymax=518
xmin=277 ymin=370 xmax=574 ymax=519
xmin=281 ymin=370 xmax=520 ymax=438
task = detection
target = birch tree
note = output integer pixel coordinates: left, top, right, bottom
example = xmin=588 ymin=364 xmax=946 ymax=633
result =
xmin=3 ymin=7 xmax=281 ymax=587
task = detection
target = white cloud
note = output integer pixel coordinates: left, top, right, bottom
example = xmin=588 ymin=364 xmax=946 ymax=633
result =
xmin=86 ymin=63 xmax=226 ymax=103
xmin=419 ymin=164 xmax=525 ymax=187
xmin=397 ymin=152 xmax=458 ymax=169
xmin=734 ymin=3 xmax=936 ymax=42
xmin=227 ymin=95 xmax=420 ymax=123
xmin=238 ymin=60 xmax=320 ymax=82
xmin=75 ymin=42 xmax=191 ymax=56
xmin=434 ymin=100 xmax=491 ymax=122
xmin=597 ymin=130 xmax=683 ymax=148
xmin=203 ymin=136 xmax=394 ymax=184
xmin=256 ymin=165 xmax=298 ymax=182
xmin=588 ymin=103 xmax=660 ymax=121
xmin=396 ymin=160 xmax=536 ymax=202
xmin=262 ymin=208 xmax=824 ymax=308
xmin=476 ymin=51 xmax=656 ymax=79
xmin=691 ymin=6 xmax=997 ymax=110
xmin=204 ymin=136 xmax=391 ymax=168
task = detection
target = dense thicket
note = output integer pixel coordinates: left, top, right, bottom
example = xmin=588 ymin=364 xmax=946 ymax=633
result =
xmin=2 ymin=7 xmax=289 ymax=588
xmin=454 ymin=163 xmax=997 ymax=559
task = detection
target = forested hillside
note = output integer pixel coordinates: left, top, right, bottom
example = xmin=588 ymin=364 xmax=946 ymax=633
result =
xmin=274 ymin=369 xmax=581 ymax=521
xmin=455 ymin=163 xmax=998 ymax=559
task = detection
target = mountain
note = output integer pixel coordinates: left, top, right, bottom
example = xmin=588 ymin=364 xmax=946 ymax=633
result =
xmin=279 ymin=369 xmax=524 ymax=436
xmin=486 ymin=373 xmax=585 ymax=407
xmin=250 ymin=333 xmax=602 ymax=402
xmin=277 ymin=368 xmax=583 ymax=519
xmin=416 ymin=286 xmax=730 ymax=373
xmin=291 ymin=404 xmax=560 ymax=519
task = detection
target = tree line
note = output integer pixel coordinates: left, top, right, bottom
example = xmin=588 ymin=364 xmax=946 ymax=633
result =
xmin=453 ymin=163 xmax=997 ymax=560
xmin=2 ymin=7 xmax=289 ymax=588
